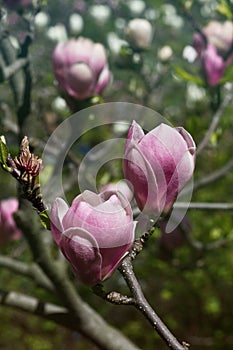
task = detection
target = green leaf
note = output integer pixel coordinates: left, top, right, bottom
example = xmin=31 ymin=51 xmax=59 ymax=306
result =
xmin=39 ymin=211 xmax=51 ymax=230
xmin=0 ymin=138 xmax=9 ymax=166
xmin=220 ymin=65 xmax=233 ymax=83
xmin=216 ymin=0 xmax=233 ymax=19
xmin=173 ymin=66 xmax=204 ymax=86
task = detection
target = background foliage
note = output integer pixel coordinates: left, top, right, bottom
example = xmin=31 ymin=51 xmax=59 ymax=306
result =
xmin=0 ymin=0 xmax=233 ymax=349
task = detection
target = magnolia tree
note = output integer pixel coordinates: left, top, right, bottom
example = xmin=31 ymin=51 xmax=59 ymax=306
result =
xmin=0 ymin=0 xmax=233 ymax=349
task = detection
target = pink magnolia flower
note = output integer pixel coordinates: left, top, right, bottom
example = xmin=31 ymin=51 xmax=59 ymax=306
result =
xmin=0 ymin=198 xmax=22 ymax=245
xmin=50 ymin=190 xmax=136 ymax=285
xmin=203 ymin=21 xmax=233 ymax=54
xmin=123 ymin=121 xmax=196 ymax=218
xmin=203 ymin=44 xmax=225 ymax=86
xmin=3 ymin=0 xmax=32 ymax=10
xmin=52 ymin=38 xmax=111 ymax=101
xmin=193 ymin=21 xmax=233 ymax=86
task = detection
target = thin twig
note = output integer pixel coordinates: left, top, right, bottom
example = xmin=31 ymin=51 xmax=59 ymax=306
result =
xmin=119 ymin=257 xmax=189 ymax=350
xmin=174 ymin=0 xmax=207 ymax=45
xmin=197 ymin=93 xmax=233 ymax=154
xmin=193 ymin=157 xmax=233 ymax=191
xmin=174 ymin=202 xmax=233 ymax=210
xmin=179 ymin=221 xmax=233 ymax=251
xmin=92 ymin=284 xmax=135 ymax=305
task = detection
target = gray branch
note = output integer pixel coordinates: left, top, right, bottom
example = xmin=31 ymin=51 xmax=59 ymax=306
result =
xmin=14 ymin=201 xmax=140 ymax=350
xmin=174 ymin=202 xmax=233 ymax=210
xmin=0 ymin=289 xmax=82 ymax=332
xmin=0 ymin=58 xmax=28 ymax=82
xmin=193 ymin=157 xmax=233 ymax=191
xmin=0 ymin=255 xmax=54 ymax=292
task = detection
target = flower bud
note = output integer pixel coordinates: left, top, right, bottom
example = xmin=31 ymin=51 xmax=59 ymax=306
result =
xmin=203 ymin=44 xmax=225 ymax=86
xmin=193 ymin=20 xmax=233 ymax=86
xmin=0 ymin=198 xmax=22 ymax=245
xmin=69 ymin=13 xmax=83 ymax=35
xmin=123 ymin=121 xmax=196 ymax=218
xmin=52 ymin=38 xmax=111 ymax=101
xmin=203 ymin=21 xmax=233 ymax=54
xmin=50 ymin=190 xmax=136 ymax=285
xmin=158 ymin=45 xmax=173 ymax=62
xmin=126 ymin=18 xmax=153 ymax=50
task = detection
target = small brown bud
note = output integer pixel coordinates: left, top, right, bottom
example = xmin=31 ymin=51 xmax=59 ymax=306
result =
xmin=14 ymin=136 xmax=42 ymax=179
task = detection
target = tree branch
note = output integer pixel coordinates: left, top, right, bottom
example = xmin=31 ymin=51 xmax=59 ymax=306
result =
xmin=174 ymin=202 xmax=233 ymax=210
xmin=179 ymin=221 xmax=233 ymax=251
xmin=14 ymin=201 xmax=141 ymax=350
xmin=0 ymin=255 xmax=54 ymax=292
xmin=193 ymin=157 xmax=233 ymax=191
xmin=119 ymin=257 xmax=189 ymax=350
xmin=0 ymin=289 xmax=82 ymax=332
xmin=197 ymin=93 xmax=233 ymax=154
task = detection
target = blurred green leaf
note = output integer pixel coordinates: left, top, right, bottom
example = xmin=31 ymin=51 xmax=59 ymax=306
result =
xmin=173 ymin=66 xmax=204 ymax=86
xmin=39 ymin=211 xmax=51 ymax=230
xmin=216 ymin=0 xmax=233 ymax=18
xmin=0 ymin=138 xmax=9 ymax=166
xmin=220 ymin=64 xmax=233 ymax=83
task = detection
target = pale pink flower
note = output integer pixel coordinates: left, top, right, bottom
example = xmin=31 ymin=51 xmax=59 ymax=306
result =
xmin=50 ymin=190 xmax=136 ymax=285
xmin=52 ymin=38 xmax=110 ymax=100
xmin=123 ymin=122 xmax=196 ymax=217
xmin=0 ymin=198 xmax=22 ymax=245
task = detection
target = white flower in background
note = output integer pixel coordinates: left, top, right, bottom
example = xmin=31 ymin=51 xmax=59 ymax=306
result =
xmin=89 ymin=5 xmax=111 ymax=25
xmin=126 ymin=18 xmax=153 ymax=50
xmin=183 ymin=45 xmax=197 ymax=63
xmin=35 ymin=12 xmax=50 ymax=30
xmin=52 ymin=97 xmax=68 ymax=113
xmin=162 ymin=4 xmax=184 ymax=29
xmin=186 ymin=82 xmax=206 ymax=107
xmin=127 ymin=0 xmax=146 ymax=16
xmin=107 ymin=32 xmax=128 ymax=56
xmin=69 ymin=13 xmax=83 ymax=35
xmin=115 ymin=18 xmax=126 ymax=33
xmin=145 ymin=8 xmax=159 ymax=21
xmin=112 ymin=121 xmax=130 ymax=135
xmin=158 ymin=45 xmax=173 ymax=62
xmin=46 ymin=24 xmax=68 ymax=42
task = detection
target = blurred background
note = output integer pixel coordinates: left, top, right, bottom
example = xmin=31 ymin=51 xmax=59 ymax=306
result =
xmin=0 ymin=0 xmax=233 ymax=349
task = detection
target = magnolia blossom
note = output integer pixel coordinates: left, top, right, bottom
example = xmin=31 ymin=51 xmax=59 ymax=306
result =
xmin=123 ymin=121 xmax=196 ymax=218
xmin=52 ymin=38 xmax=110 ymax=101
xmin=0 ymin=198 xmax=22 ymax=245
xmin=193 ymin=21 xmax=233 ymax=86
xmin=203 ymin=44 xmax=225 ymax=86
xmin=50 ymin=190 xmax=136 ymax=285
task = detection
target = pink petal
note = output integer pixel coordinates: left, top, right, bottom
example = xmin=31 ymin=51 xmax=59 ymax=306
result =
xmin=203 ymin=44 xmax=225 ymax=86
xmin=60 ymin=227 xmax=102 ymax=285
xmin=95 ymin=66 xmax=111 ymax=94
xmin=89 ymin=43 xmax=107 ymax=76
xmin=50 ymin=198 xmax=69 ymax=244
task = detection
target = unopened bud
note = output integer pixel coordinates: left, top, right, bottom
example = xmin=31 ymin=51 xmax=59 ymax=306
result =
xmin=158 ymin=46 xmax=173 ymax=62
xmin=126 ymin=18 xmax=153 ymax=50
